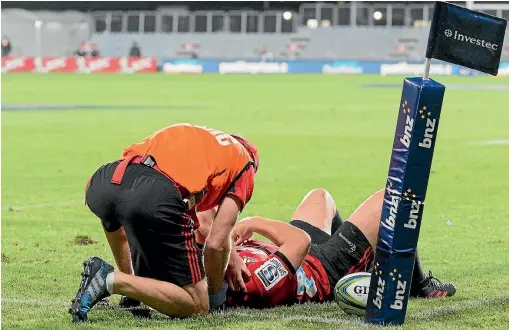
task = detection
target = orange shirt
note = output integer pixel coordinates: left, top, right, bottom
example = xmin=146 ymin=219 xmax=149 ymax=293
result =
xmin=121 ymin=123 xmax=255 ymax=211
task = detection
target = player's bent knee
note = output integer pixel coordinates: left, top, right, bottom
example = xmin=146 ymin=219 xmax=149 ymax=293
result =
xmin=300 ymin=188 xmax=334 ymax=206
xmin=304 ymin=188 xmax=329 ymax=200
xmin=183 ymin=279 xmax=209 ymax=316
xmin=184 ymin=302 xmax=208 ymax=317
xmin=372 ymin=189 xmax=385 ymax=204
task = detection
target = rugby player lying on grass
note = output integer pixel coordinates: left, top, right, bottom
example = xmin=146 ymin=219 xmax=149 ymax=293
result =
xmin=196 ymin=188 xmax=456 ymax=309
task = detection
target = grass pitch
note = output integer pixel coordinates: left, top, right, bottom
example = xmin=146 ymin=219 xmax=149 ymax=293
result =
xmin=1 ymin=74 xmax=508 ymax=329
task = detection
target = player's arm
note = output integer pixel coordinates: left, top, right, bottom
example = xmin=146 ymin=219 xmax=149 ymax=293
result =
xmin=204 ymin=165 xmax=255 ymax=294
xmin=234 ymin=217 xmax=311 ymax=271
xmin=103 ymin=227 xmax=134 ymax=275
xmin=203 ymin=196 xmax=241 ymax=294
xmin=196 ymin=207 xmax=218 ymax=245
xmin=199 ymin=204 xmax=249 ymax=293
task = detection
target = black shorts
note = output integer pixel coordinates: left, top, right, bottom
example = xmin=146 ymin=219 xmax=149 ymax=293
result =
xmin=290 ymin=220 xmax=373 ymax=295
xmin=85 ymin=161 xmax=204 ymax=287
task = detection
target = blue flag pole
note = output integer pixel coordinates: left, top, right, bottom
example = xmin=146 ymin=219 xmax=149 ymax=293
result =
xmin=364 ymin=74 xmax=445 ymax=326
xmin=365 ymin=1 xmax=506 ymax=326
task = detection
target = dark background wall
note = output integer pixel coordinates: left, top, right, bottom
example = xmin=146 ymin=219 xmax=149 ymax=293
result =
xmin=1 ymin=1 xmax=308 ymax=12
xmin=2 ymin=1 xmax=469 ymax=12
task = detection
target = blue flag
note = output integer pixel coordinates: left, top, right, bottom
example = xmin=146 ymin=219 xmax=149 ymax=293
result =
xmin=426 ymin=1 xmax=507 ymax=75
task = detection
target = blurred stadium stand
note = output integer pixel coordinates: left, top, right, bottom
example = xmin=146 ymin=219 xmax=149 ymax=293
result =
xmin=2 ymin=1 xmax=509 ymax=61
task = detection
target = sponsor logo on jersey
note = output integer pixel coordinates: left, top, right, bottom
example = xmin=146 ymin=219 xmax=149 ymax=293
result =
xmin=254 ymin=257 xmax=289 ymax=290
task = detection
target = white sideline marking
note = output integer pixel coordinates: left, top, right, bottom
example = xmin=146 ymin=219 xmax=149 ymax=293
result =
xmin=2 ymin=295 xmax=507 ymax=325
xmin=471 ymin=139 xmax=509 ymax=145
xmin=1 ymin=298 xmax=68 ymax=305
xmin=0 ymin=298 xmax=360 ymax=326
xmin=411 ymin=294 xmax=509 ymax=321
xmin=220 ymin=310 xmax=365 ymax=326
xmin=1 ymin=200 xmax=83 ymax=212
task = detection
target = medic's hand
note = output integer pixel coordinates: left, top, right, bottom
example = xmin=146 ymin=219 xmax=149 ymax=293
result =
xmin=225 ymin=250 xmax=251 ymax=292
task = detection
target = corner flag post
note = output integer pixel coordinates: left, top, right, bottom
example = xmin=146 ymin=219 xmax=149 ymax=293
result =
xmin=365 ymin=1 xmax=506 ymax=326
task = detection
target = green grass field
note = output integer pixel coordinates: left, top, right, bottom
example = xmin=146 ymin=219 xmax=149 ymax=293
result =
xmin=1 ymin=74 xmax=508 ymax=329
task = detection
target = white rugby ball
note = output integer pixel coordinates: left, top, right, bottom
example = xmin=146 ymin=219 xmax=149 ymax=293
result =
xmin=334 ymin=272 xmax=371 ymax=316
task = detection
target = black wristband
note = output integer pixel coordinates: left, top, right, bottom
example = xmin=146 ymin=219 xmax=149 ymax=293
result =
xmin=209 ymin=281 xmax=228 ymax=310
xmin=274 ymin=251 xmax=296 ymax=274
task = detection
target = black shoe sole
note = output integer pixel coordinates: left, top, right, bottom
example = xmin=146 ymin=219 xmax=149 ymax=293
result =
xmin=69 ymin=260 xmax=93 ymax=322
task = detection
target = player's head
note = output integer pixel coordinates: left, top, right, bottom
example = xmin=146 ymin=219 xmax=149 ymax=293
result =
xmin=232 ymin=134 xmax=259 ymax=172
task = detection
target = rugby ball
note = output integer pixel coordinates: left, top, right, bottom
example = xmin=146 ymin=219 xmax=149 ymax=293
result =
xmin=334 ymin=272 xmax=371 ymax=316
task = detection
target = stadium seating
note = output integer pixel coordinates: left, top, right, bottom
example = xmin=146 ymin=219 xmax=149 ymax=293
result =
xmin=2 ymin=7 xmax=508 ymax=61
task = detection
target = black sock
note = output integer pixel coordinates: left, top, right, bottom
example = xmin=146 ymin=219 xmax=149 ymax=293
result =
xmin=331 ymin=210 xmax=344 ymax=235
xmin=410 ymin=250 xmax=429 ymax=295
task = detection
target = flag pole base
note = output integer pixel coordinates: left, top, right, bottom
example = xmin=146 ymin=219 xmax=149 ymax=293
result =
xmin=423 ymin=58 xmax=431 ymax=80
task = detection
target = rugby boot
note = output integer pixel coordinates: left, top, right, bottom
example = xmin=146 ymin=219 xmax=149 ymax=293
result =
xmin=69 ymin=257 xmax=114 ymax=322
xmin=411 ymin=271 xmax=457 ymax=298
